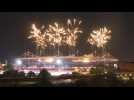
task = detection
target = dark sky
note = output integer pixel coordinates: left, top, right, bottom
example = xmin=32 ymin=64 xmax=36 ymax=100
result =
xmin=0 ymin=12 xmax=133 ymax=61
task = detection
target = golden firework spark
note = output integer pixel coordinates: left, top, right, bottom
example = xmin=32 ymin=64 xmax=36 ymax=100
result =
xmin=46 ymin=22 xmax=66 ymax=46
xmin=65 ymin=18 xmax=83 ymax=46
xmin=46 ymin=22 xmax=67 ymax=56
xmin=88 ymin=27 xmax=111 ymax=48
xmin=28 ymin=24 xmax=47 ymax=50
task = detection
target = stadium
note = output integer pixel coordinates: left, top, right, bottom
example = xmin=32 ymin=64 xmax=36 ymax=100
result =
xmin=12 ymin=54 xmax=118 ymax=76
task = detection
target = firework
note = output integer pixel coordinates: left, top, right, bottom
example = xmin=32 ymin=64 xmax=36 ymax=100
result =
xmin=28 ymin=18 xmax=83 ymax=56
xmin=28 ymin=24 xmax=47 ymax=48
xmin=88 ymin=27 xmax=111 ymax=48
xmin=46 ymin=22 xmax=66 ymax=56
xmin=28 ymin=24 xmax=47 ymax=55
xmin=65 ymin=18 xmax=83 ymax=46
xmin=47 ymin=22 xmax=66 ymax=45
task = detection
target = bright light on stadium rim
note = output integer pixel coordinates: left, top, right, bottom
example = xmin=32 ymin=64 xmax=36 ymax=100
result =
xmin=82 ymin=58 xmax=90 ymax=63
xmin=15 ymin=59 xmax=22 ymax=66
xmin=56 ymin=59 xmax=63 ymax=65
xmin=38 ymin=59 xmax=41 ymax=62
xmin=45 ymin=58 xmax=54 ymax=63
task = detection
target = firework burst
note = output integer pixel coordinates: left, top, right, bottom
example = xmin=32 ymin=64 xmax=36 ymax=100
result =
xmin=46 ymin=22 xmax=66 ymax=45
xmin=28 ymin=24 xmax=47 ymax=55
xmin=28 ymin=18 xmax=83 ymax=56
xmin=65 ymin=18 xmax=83 ymax=46
xmin=88 ymin=27 xmax=111 ymax=48
xmin=46 ymin=22 xmax=66 ymax=56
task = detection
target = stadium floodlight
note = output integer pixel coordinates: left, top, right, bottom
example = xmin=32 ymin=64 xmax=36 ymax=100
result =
xmin=45 ymin=58 xmax=54 ymax=63
xmin=38 ymin=59 xmax=41 ymax=62
xmin=16 ymin=59 xmax=22 ymax=66
xmin=82 ymin=58 xmax=90 ymax=63
xmin=56 ymin=59 xmax=63 ymax=65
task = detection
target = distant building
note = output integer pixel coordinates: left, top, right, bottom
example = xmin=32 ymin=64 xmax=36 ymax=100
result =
xmin=118 ymin=61 xmax=134 ymax=72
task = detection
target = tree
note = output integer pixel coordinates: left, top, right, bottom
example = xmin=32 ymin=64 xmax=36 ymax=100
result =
xmin=90 ymin=68 xmax=97 ymax=75
xmin=27 ymin=71 xmax=36 ymax=78
xmin=72 ymin=72 xmax=81 ymax=77
xmin=18 ymin=71 xmax=25 ymax=78
xmin=89 ymin=64 xmax=121 ymax=87
xmin=3 ymin=69 xmax=18 ymax=78
xmin=37 ymin=69 xmax=52 ymax=86
xmin=38 ymin=69 xmax=51 ymax=79
xmin=4 ymin=64 xmax=13 ymax=71
xmin=90 ymin=67 xmax=104 ymax=76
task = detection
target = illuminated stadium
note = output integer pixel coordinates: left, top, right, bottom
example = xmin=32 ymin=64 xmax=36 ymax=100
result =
xmin=13 ymin=54 xmax=118 ymax=76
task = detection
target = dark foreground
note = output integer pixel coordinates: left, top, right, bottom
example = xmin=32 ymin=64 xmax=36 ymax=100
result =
xmin=0 ymin=75 xmax=134 ymax=87
xmin=1 ymin=66 xmax=134 ymax=87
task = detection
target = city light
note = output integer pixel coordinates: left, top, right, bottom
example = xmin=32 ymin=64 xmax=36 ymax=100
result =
xmin=114 ymin=64 xmax=118 ymax=69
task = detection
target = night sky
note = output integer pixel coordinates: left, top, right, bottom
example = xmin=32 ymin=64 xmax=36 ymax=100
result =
xmin=0 ymin=12 xmax=134 ymax=61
